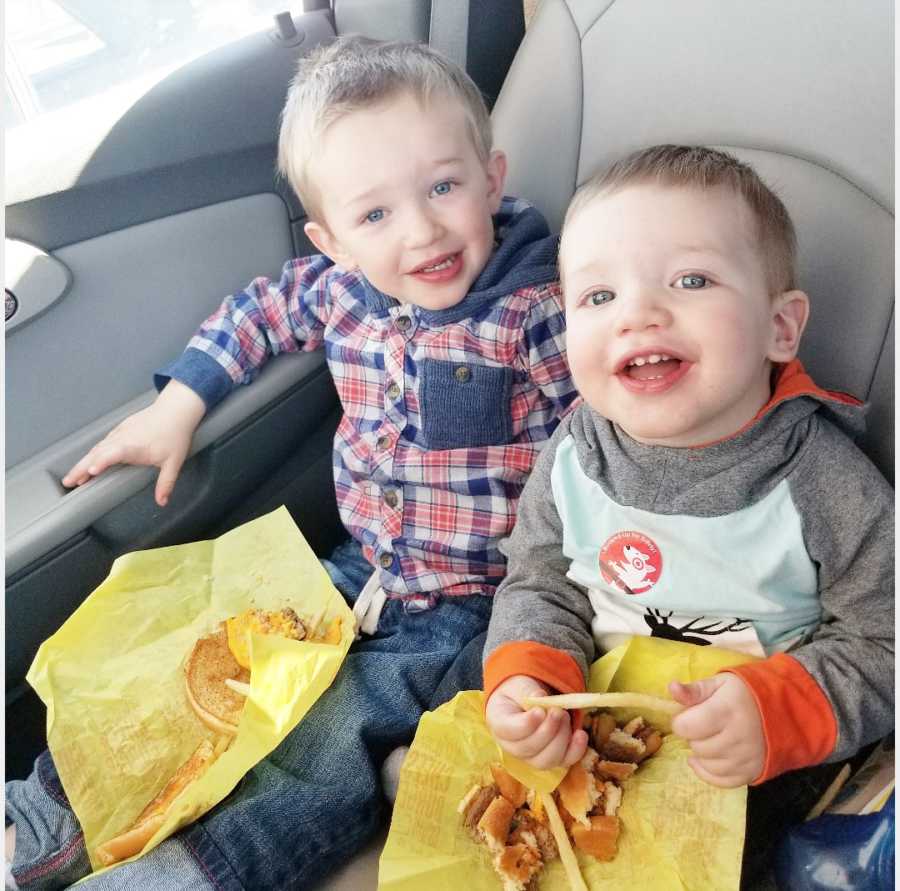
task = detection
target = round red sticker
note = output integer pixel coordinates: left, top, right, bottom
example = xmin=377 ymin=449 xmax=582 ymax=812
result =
xmin=598 ymin=531 xmax=662 ymax=595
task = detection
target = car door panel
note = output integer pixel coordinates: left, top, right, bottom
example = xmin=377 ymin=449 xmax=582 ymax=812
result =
xmin=7 ymin=193 xmax=296 ymax=466
xmin=7 ymin=349 xmax=334 ymax=576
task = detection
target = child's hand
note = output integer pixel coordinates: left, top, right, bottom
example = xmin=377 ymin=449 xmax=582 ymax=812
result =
xmin=62 ymin=380 xmax=206 ymax=507
xmin=669 ymin=674 xmax=765 ymax=787
xmin=485 ymin=675 xmax=588 ymax=770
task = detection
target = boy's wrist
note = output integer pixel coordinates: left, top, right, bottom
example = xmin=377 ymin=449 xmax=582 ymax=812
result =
xmin=154 ymin=348 xmax=233 ymax=411
xmin=156 ymin=379 xmax=206 ymax=428
xmin=483 ymin=641 xmax=585 ymax=703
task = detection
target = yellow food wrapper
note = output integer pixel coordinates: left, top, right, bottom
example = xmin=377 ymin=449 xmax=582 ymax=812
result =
xmin=380 ymin=636 xmax=758 ymax=890
xmin=26 ymin=506 xmax=354 ymax=875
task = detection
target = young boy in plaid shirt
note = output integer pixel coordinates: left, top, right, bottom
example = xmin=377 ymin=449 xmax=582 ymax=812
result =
xmin=6 ymin=37 xmax=577 ymax=890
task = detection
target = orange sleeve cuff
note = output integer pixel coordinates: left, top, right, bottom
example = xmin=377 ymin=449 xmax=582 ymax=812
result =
xmin=723 ymin=653 xmax=837 ymax=784
xmin=484 ymin=641 xmax=586 ymax=702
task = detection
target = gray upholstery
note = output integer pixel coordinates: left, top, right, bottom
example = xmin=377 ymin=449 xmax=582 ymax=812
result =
xmin=322 ymin=2 xmax=894 ymax=887
xmin=493 ymin=0 xmax=894 ymax=480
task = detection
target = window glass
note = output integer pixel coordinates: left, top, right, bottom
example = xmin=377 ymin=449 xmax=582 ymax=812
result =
xmin=5 ymin=0 xmax=298 ymax=129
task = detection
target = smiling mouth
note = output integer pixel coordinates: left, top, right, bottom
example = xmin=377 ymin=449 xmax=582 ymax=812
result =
xmin=623 ymin=353 xmax=683 ymax=380
xmin=419 ymin=255 xmax=456 ymax=273
xmin=410 ymin=252 xmax=459 ymax=273
xmin=408 ymin=251 xmax=463 ymax=282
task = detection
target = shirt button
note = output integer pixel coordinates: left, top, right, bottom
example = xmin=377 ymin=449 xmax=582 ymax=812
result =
xmin=379 ymin=552 xmax=394 ymax=569
xmin=396 ymin=316 xmax=411 ymax=332
xmin=387 ymin=382 xmax=401 ymax=400
xmin=454 ymin=365 xmax=472 ymax=383
xmin=376 ymin=434 xmax=391 ymax=450
xmin=384 ymin=489 xmax=399 ymax=508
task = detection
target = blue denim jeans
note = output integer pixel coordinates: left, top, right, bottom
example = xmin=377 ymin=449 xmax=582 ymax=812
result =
xmin=6 ymin=539 xmax=491 ymax=890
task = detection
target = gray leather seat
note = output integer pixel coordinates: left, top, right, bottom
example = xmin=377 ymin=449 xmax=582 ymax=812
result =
xmin=319 ymin=2 xmax=893 ymax=887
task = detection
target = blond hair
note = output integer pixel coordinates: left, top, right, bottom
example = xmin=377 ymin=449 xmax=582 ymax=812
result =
xmin=561 ymin=145 xmax=797 ymax=294
xmin=277 ymin=36 xmax=493 ymax=221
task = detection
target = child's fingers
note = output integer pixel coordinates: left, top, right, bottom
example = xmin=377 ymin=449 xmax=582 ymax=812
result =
xmin=687 ymin=756 xmax=749 ymax=789
xmin=499 ymin=708 xmax=567 ymax=760
xmin=672 ymin=702 xmax=725 ymax=741
xmin=487 ymin=699 xmax=545 ymax=742
xmin=155 ymin=454 xmax=186 ymax=507
xmin=671 ymin=682 xmax=732 ymax=740
xmin=668 ymin=677 xmax=725 ymax=708
xmin=560 ymin=727 xmax=589 ymax=768
xmin=512 ymin=708 xmax=566 ymax=759
xmin=521 ymin=718 xmax=578 ymax=770
xmin=62 ymin=443 xmax=125 ymax=487
xmin=683 ymin=730 xmax=731 ymax=759
xmin=62 ymin=450 xmax=100 ymax=486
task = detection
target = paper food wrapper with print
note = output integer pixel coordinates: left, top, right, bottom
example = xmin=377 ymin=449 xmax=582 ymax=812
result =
xmin=380 ymin=636 xmax=757 ymax=891
xmin=26 ymin=506 xmax=354 ymax=874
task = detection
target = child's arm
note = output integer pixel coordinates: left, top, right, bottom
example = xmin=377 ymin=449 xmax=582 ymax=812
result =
xmin=166 ymin=254 xmax=337 ymax=394
xmin=63 ymin=254 xmax=339 ymax=505
xmin=62 ymin=379 xmax=205 ymax=507
xmin=483 ymin=415 xmax=596 ymax=762
xmin=484 ymin=416 xmax=596 ymax=677
xmin=485 ymin=674 xmax=588 ymax=769
xmin=679 ymin=422 xmax=894 ymax=788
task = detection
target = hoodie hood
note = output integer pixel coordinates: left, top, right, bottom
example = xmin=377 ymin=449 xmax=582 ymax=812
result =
xmin=753 ymin=359 xmax=867 ymax=441
xmin=571 ymin=360 xmax=869 ymax=517
xmin=360 ymin=196 xmax=559 ymax=323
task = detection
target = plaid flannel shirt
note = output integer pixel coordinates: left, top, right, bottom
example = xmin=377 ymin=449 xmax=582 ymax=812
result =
xmin=159 ymin=198 xmax=577 ymax=607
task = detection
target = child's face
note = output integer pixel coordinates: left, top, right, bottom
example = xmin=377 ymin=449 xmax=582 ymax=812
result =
xmin=561 ymin=183 xmax=807 ymax=447
xmin=304 ymin=91 xmax=506 ymax=311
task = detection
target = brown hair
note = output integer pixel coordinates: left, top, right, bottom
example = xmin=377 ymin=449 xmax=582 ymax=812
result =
xmin=561 ymin=145 xmax=797 ymax=294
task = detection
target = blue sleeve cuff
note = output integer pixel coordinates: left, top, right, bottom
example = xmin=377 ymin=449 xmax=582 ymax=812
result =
xmin=154 ymin=348 xmax=234 ymax=411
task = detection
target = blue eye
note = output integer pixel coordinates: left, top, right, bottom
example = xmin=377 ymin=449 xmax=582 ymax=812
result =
xmin=365 ymin=209 xmax=384 ymax=224
xmin=677 ymin=273 xmax=708 ymax=289
xmin=584 ymin=289 xmax=615 ymax=306
xmin=431 ymin=180 xmax=453 ymax=197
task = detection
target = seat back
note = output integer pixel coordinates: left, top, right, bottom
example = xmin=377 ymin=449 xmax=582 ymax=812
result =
xmin=493 ymin=0 xmax=894 ymax=480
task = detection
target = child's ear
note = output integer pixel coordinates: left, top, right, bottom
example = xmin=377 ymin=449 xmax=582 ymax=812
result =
xmin=768 ymin=289 xmax=810 ymax=362
xmin=304 ymin=220 xmax=356 ymax=269
xmin=485 ymin=150 xmax=508 ymax=214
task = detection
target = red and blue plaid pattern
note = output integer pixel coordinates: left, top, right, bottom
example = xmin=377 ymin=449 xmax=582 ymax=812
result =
xmin=179 ymin=202 xmax=577 ymax=605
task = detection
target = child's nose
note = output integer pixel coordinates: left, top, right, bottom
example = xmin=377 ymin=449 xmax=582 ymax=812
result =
xmin=615 ymin=289 xmax=672 ymax=335
xmin=403 ymin=204 xmax=444 ymax=248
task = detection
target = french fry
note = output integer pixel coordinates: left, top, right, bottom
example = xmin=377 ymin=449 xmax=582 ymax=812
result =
xmin=805 ymin=763 xmax=851 ymax=821
xmin=224 ymin=678 xmax=252 ymax=697
xmin=540 ymin=791 xmax=589 ymax=891
xmin=306 ymin=606 xmax=327 ymax=639
xmin=524 ymin=692 xmax=683 ymax=716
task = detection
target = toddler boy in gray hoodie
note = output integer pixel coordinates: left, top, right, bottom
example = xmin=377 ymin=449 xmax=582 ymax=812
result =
xmin=482 ymin=146 xmax=893 ymax=822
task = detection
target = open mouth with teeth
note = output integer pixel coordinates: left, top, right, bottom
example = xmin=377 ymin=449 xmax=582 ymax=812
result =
xmin=624 ymin=353 xmax=681 ymax=380
xmin=421 ymin=256 xmax=455 ymax=272
xmin=617 ymin=352 xmax=690 ymax=392
xmin=409 ymin=252 xmax=463 ymax=282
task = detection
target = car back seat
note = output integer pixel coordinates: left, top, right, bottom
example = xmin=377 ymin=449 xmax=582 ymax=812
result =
xmin=494 ymin=0 xmax=893 ymax=481
xmin=318 ymin=1 xmax=893 ymax=887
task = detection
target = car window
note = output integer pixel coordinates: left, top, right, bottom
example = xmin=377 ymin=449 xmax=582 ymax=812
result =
xmin=5 ymin=0 xmax=298 ymax=129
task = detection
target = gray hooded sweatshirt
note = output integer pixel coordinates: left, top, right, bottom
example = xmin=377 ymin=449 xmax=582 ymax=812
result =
xmin=484 ymin=363 xmax=893 ymax=777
